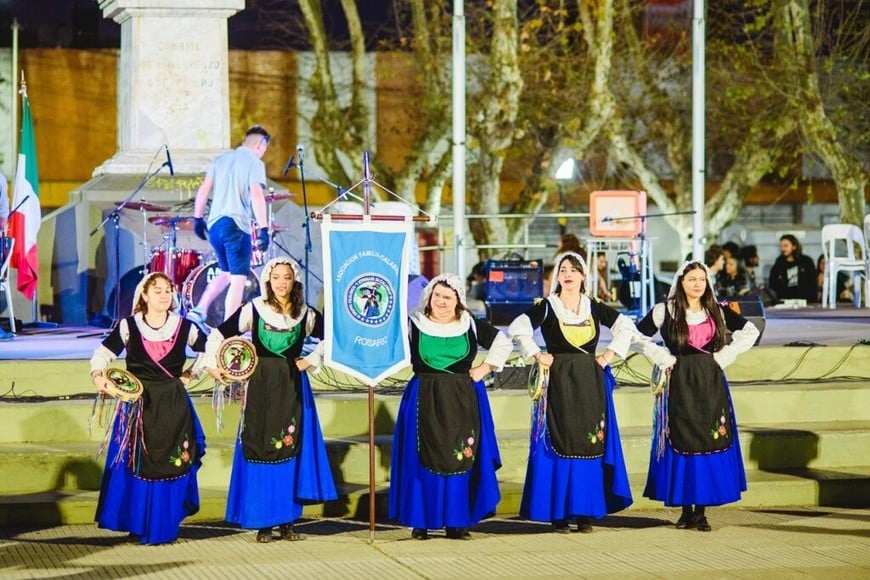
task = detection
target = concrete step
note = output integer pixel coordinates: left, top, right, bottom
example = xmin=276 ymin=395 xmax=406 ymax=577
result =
xmin=2 ymin=467 xmax=868 ymax=528
xmin=3 ymin=344 xmax=869 ymax=399
xmin=2 ymin=421 xmax=869 ymax=495
xmin=2 ymin=381 xmax=869 ymax=445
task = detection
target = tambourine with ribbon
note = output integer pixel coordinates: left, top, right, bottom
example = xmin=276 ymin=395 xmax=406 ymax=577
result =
xmin=527 ymin=362 xmax=550 ymax=401
xmin=103 ymin=368 xmax=144 ymax=402
xmin=217 ymin=337 xmax=258 ymax=381
xmin=650 ymin=364 xmax=668 ymax=396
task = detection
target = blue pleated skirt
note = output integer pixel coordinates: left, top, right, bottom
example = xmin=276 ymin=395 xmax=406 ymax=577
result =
xmin=643 ymin=377 xmax=747 ymax=507
xmin=225 ymin=373 xmax=337 ymax=529
xmin=389 ymin=376 xmax=502 ymax=530
xmin=95 ymin=395 xmax=205 ymax=545
xmin=520 ymin=367 xmax=632 ymax=522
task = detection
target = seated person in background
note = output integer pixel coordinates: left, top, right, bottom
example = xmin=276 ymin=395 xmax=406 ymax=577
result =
xmin=737 ymin=244 xmax=779 ymax=306
xmin=467 ymin=261 xmax=488 ymax=302
xmin=556 ymin=233 xmax=587 ymax=261
xmin=768 ymin=234 xmax=817 ymax=303
xmin=717 ymin=255 xmax=751 ymax=298
xmin=541 ymin=264 xmax=555 ymax=297
xmin=737 ymin=245 xmax=760 ymax=291
xmin=816 ymin=254 xmax=852 ymax=303
xmin=721 ymin=241 xmax=741 ymax=261
xmin=704 ymin=245 xmax=725 ymax=278
xmin=595 ymin=253 xmax=611 ymax=301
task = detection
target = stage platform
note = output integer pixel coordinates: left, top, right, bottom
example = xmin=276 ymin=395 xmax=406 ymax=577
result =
xmin=3 ymin=303 xmax=870 ymax=357
xmin=0 ymin=306 xmax=868 ymax=526
xmin=2 ymin=305 xmax=869 ymax=392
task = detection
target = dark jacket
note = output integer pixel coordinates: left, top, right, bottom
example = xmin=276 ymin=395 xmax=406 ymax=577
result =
xmin=717 ymin=267 xmax=751 ymax=298
xmin=768 ymin=254 xmax=817 ymax=302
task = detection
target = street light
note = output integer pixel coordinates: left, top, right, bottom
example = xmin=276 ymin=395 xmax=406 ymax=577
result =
xmin=555 ymin=158 xmax=576 ymax=235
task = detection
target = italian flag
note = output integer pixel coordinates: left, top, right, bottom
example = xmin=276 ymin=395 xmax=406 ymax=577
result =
xmin=9 ymin=89 xmax=40 ymax=301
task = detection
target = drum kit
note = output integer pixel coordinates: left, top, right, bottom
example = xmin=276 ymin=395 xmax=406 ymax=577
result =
xmin=112 ymin=192 xmax=295 ymax=322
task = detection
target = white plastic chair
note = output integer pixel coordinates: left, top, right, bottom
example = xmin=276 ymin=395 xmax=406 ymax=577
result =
xmin=865 ymin=214 xmax=870 ymax=305
xmin=0 ymin=236 xmax=16 ymax=332
xmin=820 ymin=224 xmax=868 ymax=309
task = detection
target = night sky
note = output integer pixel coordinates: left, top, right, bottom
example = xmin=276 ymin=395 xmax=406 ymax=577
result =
xmin=0 ymin=0 xmax=402 ymax=50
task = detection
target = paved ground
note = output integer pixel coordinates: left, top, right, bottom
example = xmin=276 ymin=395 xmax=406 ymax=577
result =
xmin=1 ymin=507 xmax=868 ymax=579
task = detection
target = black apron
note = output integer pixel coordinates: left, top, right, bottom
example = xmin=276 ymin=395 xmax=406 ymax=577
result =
xmin=239 ymin=310 xmax=305 ymax=463
xmin=546 ymin=352 xmax=607 ymax=458
xmin=136 ymin=378 xmax=198 ymax=480
xmin=416 ymin=373 xmax=481 ymax=475
xmin=667 ymin=353 xmax=733 ymax=454
xmin=660 ymin=310 xmax=734 ymax=455
xmin=124 ymin=319 xmax=199 ymax=480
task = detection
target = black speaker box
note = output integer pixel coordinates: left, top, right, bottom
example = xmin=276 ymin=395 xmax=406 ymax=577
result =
xmin=484 ymin=260 xmax=543 ymax=302
xmin=726 ymin=296 xmax=765 ymax=346
xmin=730 ymin=296 xmax=765 ymax=317
xmin=484 ymin=260 xmax=543 ymax=326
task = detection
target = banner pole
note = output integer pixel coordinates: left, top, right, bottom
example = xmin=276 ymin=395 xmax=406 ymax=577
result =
xmin=368 ymin=383 xmax=376 ymax=543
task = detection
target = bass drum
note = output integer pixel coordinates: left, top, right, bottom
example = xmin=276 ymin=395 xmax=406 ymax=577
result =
xmin=181 ymin=260 xmax=260 ymax=328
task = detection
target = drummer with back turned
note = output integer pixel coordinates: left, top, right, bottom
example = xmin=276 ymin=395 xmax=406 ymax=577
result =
xmin=187 ymin=125 xmax=273 ymax=333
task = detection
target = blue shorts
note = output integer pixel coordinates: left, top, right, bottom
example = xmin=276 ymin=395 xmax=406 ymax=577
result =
xmin=208 ymin=217 xmax=252 ymax=276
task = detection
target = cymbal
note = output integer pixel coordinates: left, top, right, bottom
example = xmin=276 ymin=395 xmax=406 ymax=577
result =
xmin=265 ymin=193 xmax=294 ymax=203
xmin=117 ymin=200 xmax=170 ymax=212
xmin=149 ymin=215 xmax=195 ymax=230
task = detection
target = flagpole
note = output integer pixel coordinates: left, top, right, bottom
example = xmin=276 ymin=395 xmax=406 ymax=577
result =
xmin=368 ymin=381 xmax=376 ymax=543
xmin=313 ymin=153 xmax=434 ymax=543
xmin=13 ymin=72 xmax=54 ymax=329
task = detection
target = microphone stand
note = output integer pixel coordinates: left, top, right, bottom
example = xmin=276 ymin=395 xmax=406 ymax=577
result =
xmin=78 ymin=159 xmax=171 ymax=339
xmin=603 ymin=210 xmax=696 ymax=314
xmin=295 ymin=153 xmax=313 ymax=304
xmin=283 ymin=159 xmax=345 ymax=301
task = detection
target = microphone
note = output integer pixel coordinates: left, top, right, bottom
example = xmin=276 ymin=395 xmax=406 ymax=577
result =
xmin=296 ymin=144 xmax=304 ymax=162
xmin=165 ymin=145 xmax=175 ymax=176
xmin=282 ymin=155 xmax=296 ymax=176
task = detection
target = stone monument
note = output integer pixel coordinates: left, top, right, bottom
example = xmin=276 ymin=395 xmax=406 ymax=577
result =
xmin=95 ymin=0 xmax=243 ymax=176
xmin=47 ymin=0 xmax=288 ymax=324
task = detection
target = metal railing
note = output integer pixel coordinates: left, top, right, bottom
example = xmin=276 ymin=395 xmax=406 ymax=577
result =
xmin=419 ymin=211 xmax=592 ymax=268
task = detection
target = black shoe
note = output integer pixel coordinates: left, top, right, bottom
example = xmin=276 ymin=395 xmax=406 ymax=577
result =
xmin=675 ymin=511 xmax=695 ymax=530
xmin=411 ymin=528 xmax=429 ymax=540
xmin=693 ymin=514 xmax=712 ymax=532
xmin=256 ymin=528 xmax=273 ymax=543
xmin=552 ymin=520 xmax=571 ymax=534
xmin=575 ymin=517 xmax=593 ymax=533
xmin=446 ymin=527 xmax=471 ymax=540
xmin=279 ymin=524 xmax=305 ymax=541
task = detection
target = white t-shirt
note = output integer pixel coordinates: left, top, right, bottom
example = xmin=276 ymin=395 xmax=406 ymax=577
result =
xmin=205 ymin=147 xmax=267 ymax=234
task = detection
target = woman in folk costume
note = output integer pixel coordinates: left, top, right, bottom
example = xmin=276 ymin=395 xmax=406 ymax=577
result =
xmin=389 ymin=273 xmax=513 ymax=540
xmin=507 ymin=251 xmax=638 ymax=533
xmin=634 ymin=261 xmax=758 ymax=531
xmin=202 ymin=257 xmax=336 ymax=543
xmin=89 ymin=272 xmax=207 ymax=545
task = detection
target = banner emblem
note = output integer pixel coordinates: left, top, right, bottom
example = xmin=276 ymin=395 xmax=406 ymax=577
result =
xmin=347 ymin=274 xmax=395 ymax=327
